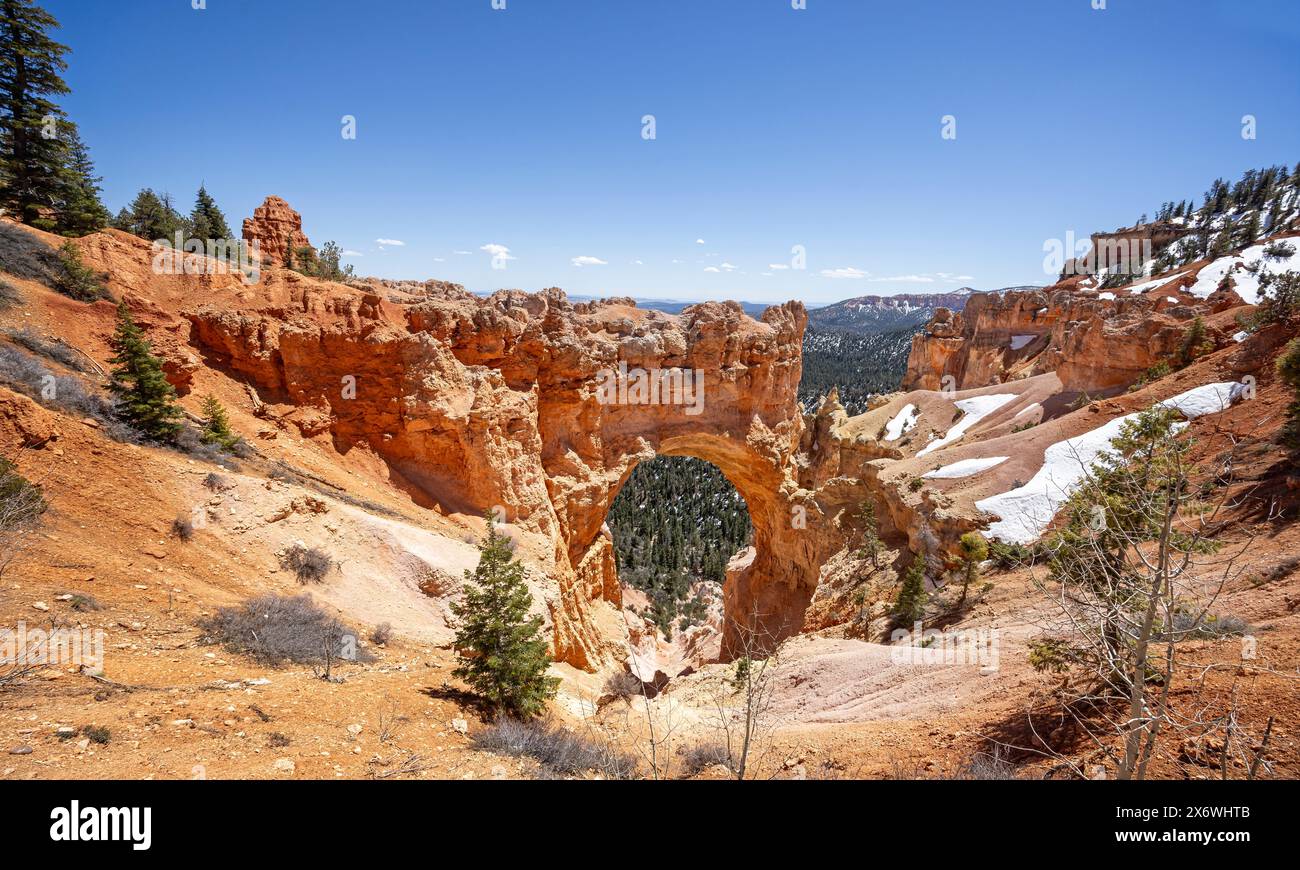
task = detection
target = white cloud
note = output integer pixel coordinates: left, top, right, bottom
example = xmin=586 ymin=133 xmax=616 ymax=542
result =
xmin=768 ymin=263 xmax=790 ymax=270
xmin=375 ymin=238 xmax=406 ymax=247
xmin=820 ymin=267 xmax=869 ymax=279
xmin=433 ymin=257 xmax=446 ymax=262
xmin=671 ymin=258 xmax=683 ymax=264
xmin=719 ymin=262 xmax=737 ymax=271
xmin=571 ymin=256 xmax=608 ymax=267
xmin=341 ymin=250 xmax=364 ymax=257
xmin=453 ymin=250 xmax=472 ymax=255
xmin=631 ymin=259 xmax=644 ymax=265
xmin=480 ymin=243 xmax=516 ymax=261
xmin=703 ymin=266 xmax=721 ymax=273
xmin=936 ymin=272 xmax=976 ymax=281
xmin=696 ymin=238 xmax=706 ymax=245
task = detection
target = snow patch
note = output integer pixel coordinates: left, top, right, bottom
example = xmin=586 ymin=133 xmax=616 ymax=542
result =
xmin=916 ymin=393 xmax=1018 ymax=457
xmin=1013 ymin=402 xmax=1042 ymax=419
xmin=883 ymin=403 xmax=919 ymax=442
xmin=1156 ymin=382 xmax=1247 ymax=419
xmin=1098 ymin=292 xmax=1116 ymax=301
xmin=1187 ymin=243 xmax=1300 ymax=305
xmin=977 ymin=383 xmax=1246 ymax=543
xmin=922 ymin=456 xmax=1009 ymax=479
xmin=1233 ymin=330 xmax=1249 ymax=343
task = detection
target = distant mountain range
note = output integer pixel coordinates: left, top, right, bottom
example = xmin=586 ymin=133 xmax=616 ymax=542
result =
xmin=567 ymin=287 xmax=1044 ymax=335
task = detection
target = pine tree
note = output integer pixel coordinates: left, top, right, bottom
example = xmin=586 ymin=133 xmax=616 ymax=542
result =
xmin=1277 ymin=338 xmax=1300 ymax=453
xmin=1176 ymin=316 xmax=1208 ymax=368
xmin=892 ymin=552 xmax=928 ymax=627
xmin=956 ymin=531 xmax=988 ymax=608
xmin=189 ymin=184 xmax=232 ymax=242
xmin=199 ymin=394 xmax=240 ymax=452
xmin=451 ymin=514 xmax=559 ymax=718
xmin=0 ymin=0 xmax=70 ymax=229
xmin=107 ymin=302 xmax=183 ymax=442
xmin=120 ymin=188 xmax=184 ymax=241
xmin=53 ymin=121 xmax=108 ymax=235
xmin=856 ymin=497 xmax=882 ymax=568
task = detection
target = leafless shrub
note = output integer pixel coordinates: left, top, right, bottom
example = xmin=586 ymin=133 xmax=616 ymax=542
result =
xmin=680 ymin=742 xmax=734 ymax=777
xmin=472 ymin=718 xmax=638 ymax=780
xmin=599 ymin=669 xmax=641 ymax=703
xmin=0 ymin=453 xmax=47 ymax=580
xmin=370 ymin=622 xmax=392 ymax=646
xmin=4 ymin=328 xmax=86 ymax=371
xmin=171 ymin=515 xmax=194 ymax=542
xmin=280 ymin=544 xmax=333 ymax=584
xmin=202 ymin=472 xmax=231 ymax=491
xmin=0 ymin=279 xmax=19 ymax=309
xmin=198 ymin=593 xmax=366 ymax=679
xmin=0 ymin=344 xmax=132 ymax=440
xmin=267 ymin=732 xmax=290 ymax=748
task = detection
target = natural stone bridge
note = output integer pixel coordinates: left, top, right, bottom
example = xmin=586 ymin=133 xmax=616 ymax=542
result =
xmin=189 ymin=277 xmax=843 ymax=669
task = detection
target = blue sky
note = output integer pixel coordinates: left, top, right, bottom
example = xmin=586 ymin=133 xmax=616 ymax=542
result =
xmin=47 ymin=0 xmax=1300 ymax=304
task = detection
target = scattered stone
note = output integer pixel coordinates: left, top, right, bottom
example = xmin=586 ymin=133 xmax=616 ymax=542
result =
xmin=272 ymin=757 xmax=296 ymax=774
xmin=451 ymin=718 xmax=468 ymax=735
xmin=8 ymin=746 xmax=32 ymax=756
xmin=31 ymin=601 xmax=48 ymax=612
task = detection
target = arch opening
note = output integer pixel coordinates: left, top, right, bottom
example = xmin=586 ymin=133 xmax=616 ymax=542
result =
xmin=607 ymin=455 xmax=753 ymax=668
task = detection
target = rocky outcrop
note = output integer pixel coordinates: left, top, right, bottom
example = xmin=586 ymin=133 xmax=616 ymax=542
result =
xmin=242 ymin=196 xmax=312 ymax=266
xmin=904 ymin=281 xmax=1219 ymax=395
xmin=183 ymin=258 xmax=840 ymax=667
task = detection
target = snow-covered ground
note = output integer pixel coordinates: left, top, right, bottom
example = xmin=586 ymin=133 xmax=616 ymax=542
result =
xmin=917 ymin=394 xmax=1018 ymax=458
xmin=1187 ymin=242 xmax=1300 ymax=305
xmin=1098 ymin=292 xmax=1116 ymax=301
xmin=922 ymin=456 xmax=1009 ymax=479
xmin=1014 ymin=402 xmax=1042 ymax=419
xmin=1125 ymin=272 xmax=1186 ymax=295
xmin=1156 ymin=381 xmax=1247 ymax=419
xmin=976 ymin=382 xmax=1246 ymax=543
xmin=883 ymin=403 xmax=919 ymax=441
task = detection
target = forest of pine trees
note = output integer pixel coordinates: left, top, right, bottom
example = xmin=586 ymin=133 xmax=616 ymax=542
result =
xmin=1148 ymin=163 xmax=1300 ymax=273
xmin=606 ymin=456 xmax=752 ymax=636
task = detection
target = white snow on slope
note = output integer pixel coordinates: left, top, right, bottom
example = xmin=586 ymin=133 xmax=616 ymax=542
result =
xmin=1188 ymin=243 xmax=1300 ymax=305
xmin=1233 ymin=330 xmax=1249 ymax=343
xmin=1098 ymin=292 xmax=1116 ymax=301
xmin=1125 ymin=272 xmax=1186 ymax=295
xmin=883 ymin=403 xmax=919 ymax=442
xmin=922 ymin=456 xmax=1009 ymax=479
xmin=976 ymin=382 xmax=1245 ymax=543
xmin=1157 ymin=381 xmax=1246 ymax=418
xmin=916 ymin=394 xmax=1018 ymax=457
xmin=1014 ymin=402 xmax=1042 ymax=419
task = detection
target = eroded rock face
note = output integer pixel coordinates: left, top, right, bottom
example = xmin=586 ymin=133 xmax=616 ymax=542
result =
xmin=904 ymin=281 xmax=1217 ymax=394
xmin=185 ymin=267 xmax=835 ymax=667
xmin=242 ymin=196 xmax=312 ymax=266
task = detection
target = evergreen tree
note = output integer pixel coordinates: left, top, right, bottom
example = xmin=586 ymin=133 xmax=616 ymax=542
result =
xmin=189 ymin=184 xmax=232 ymax=242
xmin=451 ymin=515 xmax=559 ymax=718
xmin=1277 ymin=338 xmax=1300 ymax=453
xmin=1176 ymin=316 xmax=1209 ymax=368
xmin=892 ymin=552 xmax=928 ymax=627
xmin=956 ymin=531 xmax=988 ymax=608
xmin=1238 ymin=210 xmax=1261 ymax=247
xmin=856 ymin=497 xmax=882 ymax=568
xmin=0 ymin=0 xmax=70 ymax=229
xmin=120 ymin=188 xmax=184 ymax=241
xmin=199 ymin=394 xmax=240 ymax=452
xmin=107 ymin=301 xmax=183 ymax=442
xmin=53 ymin=121 xmax=108 ymax=235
